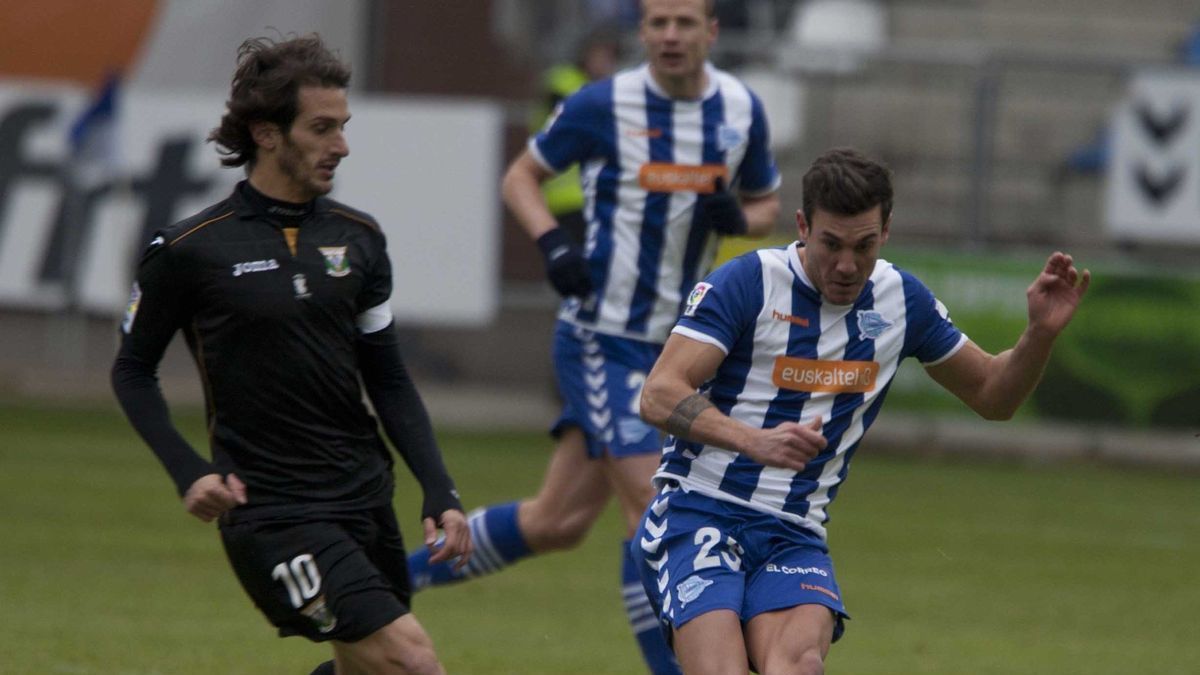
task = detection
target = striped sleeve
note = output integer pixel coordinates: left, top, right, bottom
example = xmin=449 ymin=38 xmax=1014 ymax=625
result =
xmin=899 ymin=270 xmax=967 ymax=364
xmin=673 ymin=253 xmax=765 ymax=354
xmin=530 ymin=79 xmax=611 ymax=173
xmin=735 ymin=90 xmax=781 ymax=196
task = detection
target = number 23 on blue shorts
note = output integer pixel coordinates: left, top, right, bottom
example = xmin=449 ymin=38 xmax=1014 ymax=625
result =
xmin=632 ymin=484 xmax=849 ymax=641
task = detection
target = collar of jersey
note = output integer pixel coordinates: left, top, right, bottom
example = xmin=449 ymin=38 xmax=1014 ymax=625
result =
xmin=230 ymin=180 xmax=327 ymax=221
xmin=640 ymin=61 xmax=719 ymax=102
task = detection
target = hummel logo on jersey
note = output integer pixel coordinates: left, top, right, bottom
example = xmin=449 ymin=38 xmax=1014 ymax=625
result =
xmin=624 ymin=127 xmax=663 ymax=138
xmin=232 ymin=259 xmax=280 ymax=276
xmin=676 ymin=575 xmax=713 ymax=608
xmin=772 ymin=309 xmax=810 ymax=327
xmin=856 ymin=310 xmax=892 ymax=339
xmin=800 ymin=583 xmax=841 ymax=602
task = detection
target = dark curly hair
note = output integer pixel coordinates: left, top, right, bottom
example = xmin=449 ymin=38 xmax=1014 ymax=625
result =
xmin=207 ymin=34 xmax=351 ymax=168
xmin=801 ymin=148 xmax=894 ymax=223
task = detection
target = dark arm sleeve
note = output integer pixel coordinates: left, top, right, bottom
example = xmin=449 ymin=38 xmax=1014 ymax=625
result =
xmin=110 ymin=238 xmax=213 ymax=496
xmin=357 ymin=322 xmax=463 ymax=521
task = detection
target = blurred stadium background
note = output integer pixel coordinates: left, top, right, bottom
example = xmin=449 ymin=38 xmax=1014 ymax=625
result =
xmin=1 ymin=1 xmax=1198 ymax=673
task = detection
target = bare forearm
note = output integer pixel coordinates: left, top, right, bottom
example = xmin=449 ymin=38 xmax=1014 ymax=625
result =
xmin=974 ymin=326 xmax=1058 ymax=420
xmin=642 ymin=380 xmax=753 ymax=452
xmin=741 ymin=192 xmax=780 ymax=238
xmin=501 ymin=157 xmax=559 ymax=241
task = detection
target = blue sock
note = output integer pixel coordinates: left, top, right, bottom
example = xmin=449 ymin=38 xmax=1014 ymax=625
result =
xmin=623 ymin=539 xmax=681 ymax=675
xmin=408 ymin=501 xmax=532 ymax=591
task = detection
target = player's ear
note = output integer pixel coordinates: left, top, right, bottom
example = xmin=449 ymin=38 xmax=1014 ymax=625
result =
xmin=796 ymin=209 xmax=809 ymax=241
xmin=249 ymin=121 xmax=280 ymax=151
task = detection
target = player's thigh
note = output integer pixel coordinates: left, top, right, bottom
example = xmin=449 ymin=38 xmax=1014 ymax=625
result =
xmin=672 ymin=609 xmax=750 ymax=675
xmin=519 ymin=427 xmax=612 ymax=548
xmin=333 ymin=614 xmax=443 ymax=675
xmin=220 ymin=512 xmax=409 ymax=643
xmin=603 ymin=451 xmax=663 ymax=532
xmin=744 ymin=604 xmax=834 ymax=674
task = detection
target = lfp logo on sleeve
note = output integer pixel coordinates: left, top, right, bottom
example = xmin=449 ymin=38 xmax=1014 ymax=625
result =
xmin=683 ymin=281 xmax=713 ymax=317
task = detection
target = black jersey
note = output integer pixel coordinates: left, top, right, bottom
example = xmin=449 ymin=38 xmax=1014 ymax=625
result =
xmin=116 ymin=181 xmax=399 ymax=516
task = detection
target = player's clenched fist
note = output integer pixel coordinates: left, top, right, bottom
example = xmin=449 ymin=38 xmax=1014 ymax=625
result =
xmin=183 ymin=472 xmax=247 ymax=522
xmin=743 ymin=418 xmax=826 ymax=471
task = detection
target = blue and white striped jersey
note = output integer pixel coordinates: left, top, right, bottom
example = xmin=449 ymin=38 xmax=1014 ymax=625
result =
xmin=530 ymin=62 xmax=781 ymax=344
xmin=655 ymin=243 xmax=967 ymax=540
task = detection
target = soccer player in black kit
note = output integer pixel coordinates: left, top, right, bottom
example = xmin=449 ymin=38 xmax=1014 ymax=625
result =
xmin=111 ymin=35 xmax=470 ymax=675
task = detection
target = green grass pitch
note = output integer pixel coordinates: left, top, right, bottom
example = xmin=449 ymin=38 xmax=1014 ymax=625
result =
xmin=1 ymin=401 xmax=1197 ymax=674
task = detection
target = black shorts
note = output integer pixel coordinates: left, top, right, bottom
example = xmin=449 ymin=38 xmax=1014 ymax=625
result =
xmin=219 ymin=504 xmax=412 ymax=642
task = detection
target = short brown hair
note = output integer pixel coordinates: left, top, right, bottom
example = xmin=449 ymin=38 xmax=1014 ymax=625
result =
xmin=801 ymin=148 xmax=894 ymax=223
xmin=640 ymin=0 xmax=717 ymax=19
xmin=208 ymin=34 xmax=351 ymax=168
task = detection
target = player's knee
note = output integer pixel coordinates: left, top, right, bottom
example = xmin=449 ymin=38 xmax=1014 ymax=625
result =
xmin=391 ymin=646 xmax=443 ymax=675
xmin=362 ymin=644 xmax=442 ymax=675
xmin=761 ymin=646 xmax=824 ymax=675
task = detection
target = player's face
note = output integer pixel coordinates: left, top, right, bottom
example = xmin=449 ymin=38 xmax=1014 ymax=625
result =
xmin=639 ymin=0 xmax=716 ymax=87
xmin=797 ymin=205 xmax=890 ymax=306
xmin=278 ymin=86 xmax=350 ymax=200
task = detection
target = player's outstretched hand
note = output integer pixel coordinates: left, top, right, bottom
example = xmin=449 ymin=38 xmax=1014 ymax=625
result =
xmin=1027 ymin=251 xmax=1090 ymax=336
xmin=536 ymin=228 xmax=593 ymax=298
xmin=695 ymin=177 xmax=748 ymax=236
xmin=742 ymin=417 xmax=825 ymax=471
xmin=424 ymin=509 xmax=472 ymax=572
xmin=183 ymin=472 xmax=247 ymax=522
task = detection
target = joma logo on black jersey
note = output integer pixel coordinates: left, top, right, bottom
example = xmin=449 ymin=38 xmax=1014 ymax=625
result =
xmin=232 ymin=259 xmax=280 ymax=277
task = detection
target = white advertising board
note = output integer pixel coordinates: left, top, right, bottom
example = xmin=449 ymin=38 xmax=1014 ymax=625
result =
xmin=0 ymin=83 xmax=502 ymax=325
xmin=1106 ymin=69 xmax=1200 ymax=244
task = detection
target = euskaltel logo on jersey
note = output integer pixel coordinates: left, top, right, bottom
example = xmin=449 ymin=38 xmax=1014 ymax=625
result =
xmin=772 ymin=357 xmax=880 ymax=394
xmin=638 ymin=163 xmax=727 ymax=193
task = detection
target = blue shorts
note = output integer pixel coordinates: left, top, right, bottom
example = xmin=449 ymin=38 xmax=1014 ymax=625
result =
xmin=632 ymin=483 xmax=848 ymax=642
xmin=551 ymin=321 xmax=663 ymax=458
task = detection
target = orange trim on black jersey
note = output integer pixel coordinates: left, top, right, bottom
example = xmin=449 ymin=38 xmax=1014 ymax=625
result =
xmin=170 ymin=211 xmax=236 ymax=246
xmin=282 ymin=227 xmax=299 ymax=256
xmin=330 ymin=208 xmax=379 ymax=231
xmin=188 ymin=319 xmax=218 ymax=443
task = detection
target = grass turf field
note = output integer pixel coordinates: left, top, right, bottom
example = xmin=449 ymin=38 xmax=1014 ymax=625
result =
xmin=2 ymin=400 xmax=1197 ymax=674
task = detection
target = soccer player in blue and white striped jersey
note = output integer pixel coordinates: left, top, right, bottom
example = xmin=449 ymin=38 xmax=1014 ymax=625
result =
xmin=634 ymin=148 xmax=1091 ymax=674
xmin=406 ymin=1 xmax=779 ymax=672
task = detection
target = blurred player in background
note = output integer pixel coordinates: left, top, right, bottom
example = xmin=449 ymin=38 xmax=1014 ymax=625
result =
xmin=634 ymin=148 xmax=1090 ymax=673
xmin=534 ymin=25 xmax=622 ymax=245
xmin=406 ymin=0 xmax=780 ymax=672
xmin=111 ymin=35 xmax=470 ymax=675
